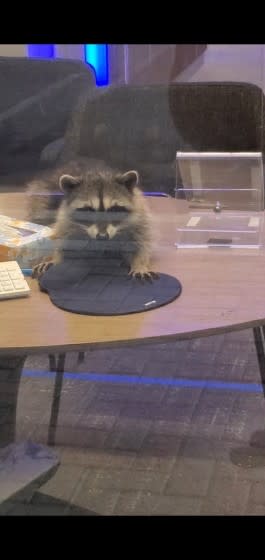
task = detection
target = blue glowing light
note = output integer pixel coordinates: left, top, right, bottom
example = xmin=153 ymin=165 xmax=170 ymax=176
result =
xmin=84 ymin=44 xmax=109 ymax=86
xmin=27 ymin=44 xmax=109 ymax=86
xmin=27 ymin=44 xmax=55 ymax=58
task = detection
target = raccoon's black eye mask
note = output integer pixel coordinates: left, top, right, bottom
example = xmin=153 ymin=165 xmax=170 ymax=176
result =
xmin=107 ymin=205 xmax=130 ymax=213
xmin=75 ymin=206 xmax=95 ymax=212
xmin=75 ymin=205 xmax=130 ymax=214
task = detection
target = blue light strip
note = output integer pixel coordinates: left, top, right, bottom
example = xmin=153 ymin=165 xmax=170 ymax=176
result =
xmin=22 ymin=369 xmax=263 ymax=394
xmin=27 ymin=44 xmax=55 ymax=58
xmin=27 ymin=44 xmax=109 ymax=86
xmin=84 ymin=44 xmax=109 ymax=86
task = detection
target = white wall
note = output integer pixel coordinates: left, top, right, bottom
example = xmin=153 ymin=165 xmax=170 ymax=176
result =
xmin=0 ymin=44 xmax=26 ymax=57
xmin=174 ymin=44 xmax=265 ymax=89
xmin=54 ymin=45 xmax=84 ymax=60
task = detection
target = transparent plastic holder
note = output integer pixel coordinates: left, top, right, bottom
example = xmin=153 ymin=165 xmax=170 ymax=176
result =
xmin=175 ymin=152 xmax=264 ymax=249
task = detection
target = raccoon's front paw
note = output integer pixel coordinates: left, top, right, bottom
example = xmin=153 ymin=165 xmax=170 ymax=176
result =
xmin=32 ymin=260 xmax=54 ymax=279
xmin=129 ymin=267 xmax=159 ymax=282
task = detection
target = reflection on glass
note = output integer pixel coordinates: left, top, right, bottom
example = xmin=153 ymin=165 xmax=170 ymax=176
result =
xmin=175 ymin=152 xmax=264 ymax=249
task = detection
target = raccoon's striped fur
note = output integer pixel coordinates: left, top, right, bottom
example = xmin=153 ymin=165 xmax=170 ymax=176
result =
xmin=26 ymin=157 xmax=154 ymax=278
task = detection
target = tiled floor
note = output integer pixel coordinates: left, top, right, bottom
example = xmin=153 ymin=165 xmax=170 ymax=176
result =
xmin=4 ymin=327 xmax=265 ymax=515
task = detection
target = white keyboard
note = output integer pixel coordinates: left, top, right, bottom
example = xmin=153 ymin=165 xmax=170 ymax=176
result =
xmin=0 ymin=261 xmax=30 ymax=300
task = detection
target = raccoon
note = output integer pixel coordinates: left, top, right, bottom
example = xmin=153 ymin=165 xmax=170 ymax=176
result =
xmin=26 ymin=157 xmax=105 ymax=227
xmin=27 ymin=158 xmax=156 ymax=280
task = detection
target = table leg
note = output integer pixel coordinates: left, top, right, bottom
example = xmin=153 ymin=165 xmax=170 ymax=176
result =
xmin=253 ymin=327 xmax=265 ymax=397
xmin=48 ymin=354 xmax=57 ymax=372
xmin=48 ymin=354 xmax=66 ymax=446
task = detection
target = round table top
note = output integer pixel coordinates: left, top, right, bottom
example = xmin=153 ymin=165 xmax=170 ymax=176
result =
xmin=1 ymin=193 xmax=265 ymax=355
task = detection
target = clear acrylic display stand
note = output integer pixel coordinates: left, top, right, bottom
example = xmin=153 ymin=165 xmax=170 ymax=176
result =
xmin=175 ymin=152 xmax=264 ymax=249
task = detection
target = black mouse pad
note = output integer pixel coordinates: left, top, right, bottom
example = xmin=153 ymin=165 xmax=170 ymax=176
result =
xmin=38 ymin=259 xmax=182 ymax=316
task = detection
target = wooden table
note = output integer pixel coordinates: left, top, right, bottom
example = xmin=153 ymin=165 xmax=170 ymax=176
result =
xmin=1 ymin=193 xmax=265 ymax=508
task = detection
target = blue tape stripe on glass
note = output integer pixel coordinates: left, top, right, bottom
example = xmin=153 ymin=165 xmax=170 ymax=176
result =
xmin=84 ymin=44 xmax=109 ymax=86
xmin=22 ymin=369 xmax=263 ymax=394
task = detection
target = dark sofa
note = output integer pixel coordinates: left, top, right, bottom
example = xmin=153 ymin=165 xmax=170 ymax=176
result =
xmin=0 ymin=56 xmax=95 ymax=182
xmin=1 ymin=56 xmax=264 ymax=200
xmin=51 ymin=81 xmax=265 ymax=198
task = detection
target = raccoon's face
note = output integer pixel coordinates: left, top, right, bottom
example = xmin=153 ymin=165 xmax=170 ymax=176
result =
xmin=59 ymin=170 xmax=139 ymax=240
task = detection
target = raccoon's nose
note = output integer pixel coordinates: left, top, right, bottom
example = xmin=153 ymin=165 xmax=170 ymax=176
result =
xmin=96 ymin=232 xmax=109 ymax=241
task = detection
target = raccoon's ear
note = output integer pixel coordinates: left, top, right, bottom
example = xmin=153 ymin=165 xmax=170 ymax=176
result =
xmin=116 ymin=170 xmax=139 ymax=190
xmin=59 ymin=174 xmax=82 ymax=194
